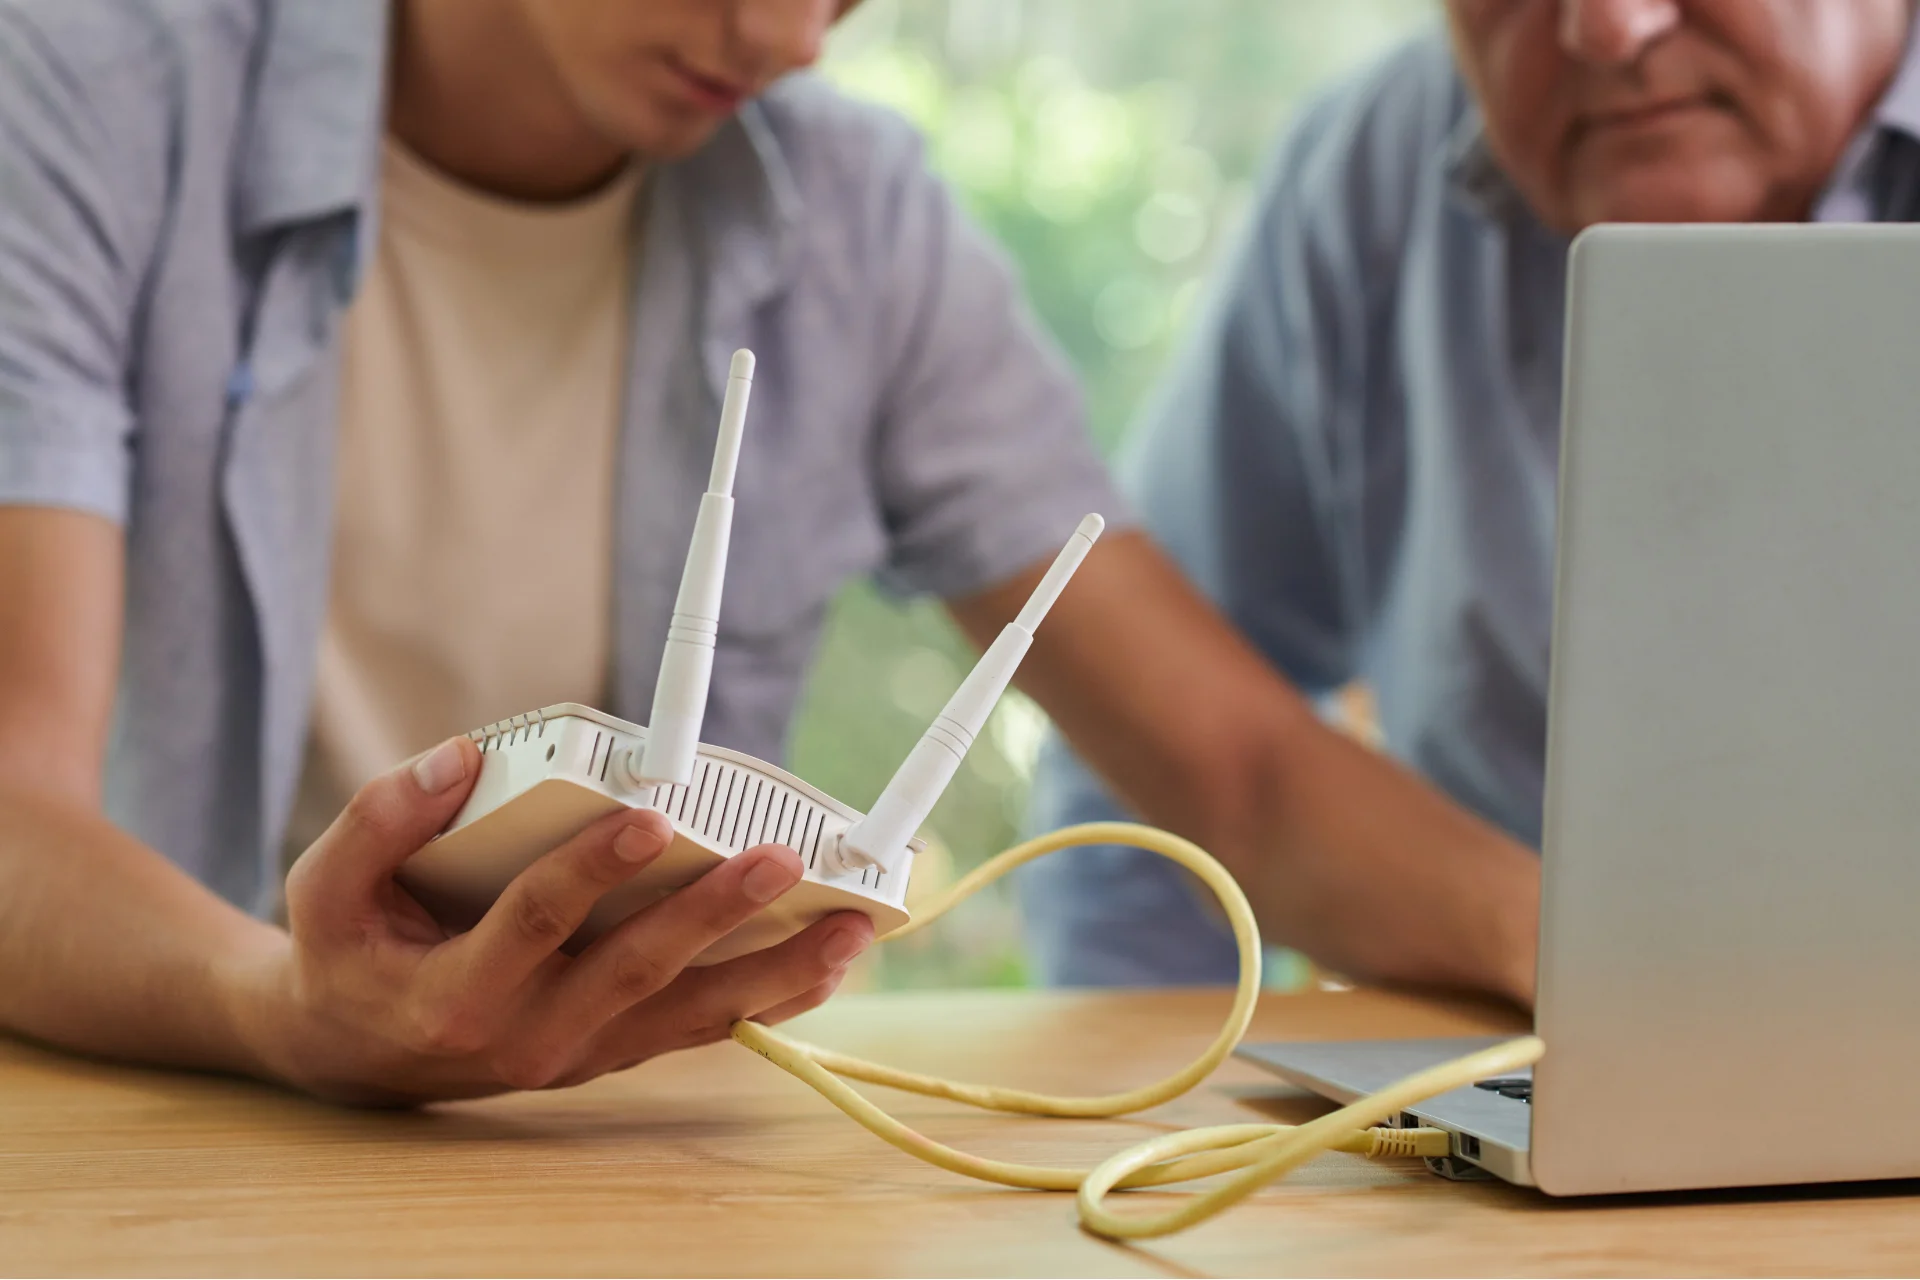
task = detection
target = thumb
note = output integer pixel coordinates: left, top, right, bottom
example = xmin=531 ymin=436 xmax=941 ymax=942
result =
xmin=298 ymin=736 xmax=483 ymax=915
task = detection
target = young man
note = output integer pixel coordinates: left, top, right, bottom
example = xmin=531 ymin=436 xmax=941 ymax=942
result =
xmin=1024 ymin=0 xmax=1918 ymax=984
xmin=0 ymin=0 xmax=1538 ymax=1104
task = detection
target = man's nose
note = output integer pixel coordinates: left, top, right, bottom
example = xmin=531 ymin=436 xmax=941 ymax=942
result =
xmin=1558 ymin=0 xmax=1683 ymax=67
xmin=730 ymin=0 xmax=832 ymax=76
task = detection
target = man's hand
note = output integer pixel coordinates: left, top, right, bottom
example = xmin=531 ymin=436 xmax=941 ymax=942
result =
xmin=239 ymin=737 xmax=873 ymax=1105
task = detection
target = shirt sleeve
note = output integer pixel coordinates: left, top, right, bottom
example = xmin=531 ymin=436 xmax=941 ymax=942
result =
xmin=0 ymin=6 xmax=156 ymax=523
xmin=863 ymin=129 xmax=1129 ymax=601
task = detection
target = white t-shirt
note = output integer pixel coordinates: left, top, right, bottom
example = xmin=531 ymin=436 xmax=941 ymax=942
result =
xmin=285 ymin=137 xmax=642 ymax=860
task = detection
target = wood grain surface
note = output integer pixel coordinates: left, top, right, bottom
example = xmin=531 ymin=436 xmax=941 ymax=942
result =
xmin=4 ymin=986 xmax=1916 ymax=1277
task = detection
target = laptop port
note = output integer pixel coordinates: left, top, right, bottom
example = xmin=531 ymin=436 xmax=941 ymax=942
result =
xmin=1460 ymin=1134 xmax=1482 ymax=1160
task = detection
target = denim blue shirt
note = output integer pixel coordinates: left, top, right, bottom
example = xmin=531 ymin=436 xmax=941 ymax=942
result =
xmin=0 ymin=0 xmax=1120 ymax=914
xmin=1022 ymin=28 xmax=1920 ymax=985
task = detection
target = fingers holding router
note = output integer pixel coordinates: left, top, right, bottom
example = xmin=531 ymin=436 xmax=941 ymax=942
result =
xmin=661 ymin=910 xmax=872 ymax=1043
xmin=548 ymin=841 xmax=807 ymax=1031
xmin=273 ymin=745 xmax=673 ymax=1103
xmin=450 ymin=806 xmax=676 ymax=990
xmin=696 ymin=912 xmax=874 ymax=1031
xmin=570 ymin=911 xmax=873 ymax=1077
xmin=288 ymin=735 xmax=483 ymax=931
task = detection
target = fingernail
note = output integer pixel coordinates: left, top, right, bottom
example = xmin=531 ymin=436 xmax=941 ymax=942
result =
xmin=741 ymin=856 xmax=801 ymax=904
xmin=411 ymin=739 xmax=467 ymax=795
xmin=819 ymin=925 xmax=869 ymax=970
xmin=615 ymin=824 xmax=663 ymax=863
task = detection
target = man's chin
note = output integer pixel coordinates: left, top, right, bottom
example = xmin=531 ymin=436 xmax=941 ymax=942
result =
xmin=585 ymin=103 xmax=735 ymax=165
xmin=1567 ymin=163 xmax=1772 ymax=228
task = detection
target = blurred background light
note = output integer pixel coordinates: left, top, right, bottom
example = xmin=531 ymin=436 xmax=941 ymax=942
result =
xmin=792 ymin=0 xmax=1433 ymax=991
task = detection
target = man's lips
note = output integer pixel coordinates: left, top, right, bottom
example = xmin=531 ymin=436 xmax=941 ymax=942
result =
xmin=1577 ymin=94 xmax=1724 ymax=138
xmin=666 ymin=59 xmax=750 ymax=113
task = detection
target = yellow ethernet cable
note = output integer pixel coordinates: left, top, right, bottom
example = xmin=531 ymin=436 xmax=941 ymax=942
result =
xmin=733 ymin=819 xmax=1544 ymax=1241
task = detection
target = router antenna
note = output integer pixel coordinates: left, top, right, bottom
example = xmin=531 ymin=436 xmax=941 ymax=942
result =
xmin=634 ymin=349 xmax=755 ymax=787
xmin=830 ymin=514 xmax=1105 ymax=875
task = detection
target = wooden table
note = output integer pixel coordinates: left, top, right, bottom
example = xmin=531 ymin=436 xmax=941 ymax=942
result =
xmin=5 ymin=987 xmax=1918 ymax=1277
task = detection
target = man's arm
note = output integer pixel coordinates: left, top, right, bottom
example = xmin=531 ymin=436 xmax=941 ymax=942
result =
xmin=0 ymin=508 xmax=874 ymax=1096
xmin=0 ymin=508 xmax=286 ymax=1069
xmin=950 ymin=531 xmax=1540 ymax=1006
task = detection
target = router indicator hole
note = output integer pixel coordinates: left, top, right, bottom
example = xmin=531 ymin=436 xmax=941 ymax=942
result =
xmin=546 ymin=745 xmax=556 ymax=761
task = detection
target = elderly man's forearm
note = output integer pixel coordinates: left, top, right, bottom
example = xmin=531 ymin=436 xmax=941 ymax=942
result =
xmin=1186 ymin=721 xmax=1540 ymax=1006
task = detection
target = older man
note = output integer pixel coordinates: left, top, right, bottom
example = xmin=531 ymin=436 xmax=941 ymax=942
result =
xmin=1023 ymin=0 xmax=1919 ymax=985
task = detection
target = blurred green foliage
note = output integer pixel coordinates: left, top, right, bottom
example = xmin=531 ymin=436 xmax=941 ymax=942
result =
xmin=790 ymin=0 xmax=1433 ymax=990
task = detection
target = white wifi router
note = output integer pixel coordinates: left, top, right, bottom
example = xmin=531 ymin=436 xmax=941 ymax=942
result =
xmin=398 ymin=349 xmax=1103 ymax=965
xmin=397 ymin=702 xmax=921 ymax=964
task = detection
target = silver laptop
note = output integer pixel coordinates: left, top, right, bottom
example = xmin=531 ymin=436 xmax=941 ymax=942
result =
xmin=1240 ymin=225 xmax=1920 ymax=1196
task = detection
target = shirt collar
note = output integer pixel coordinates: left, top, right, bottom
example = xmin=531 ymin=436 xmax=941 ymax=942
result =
xmin=1443 ymin=20 xmax=1920 ymax=226
xmin=233 ymin=0 xmax=390 ymax=236
xmin=1442 ymin=106 xmax=1527 ymax=226
xmin=669 ymin=92 xmax=806 ymax=310
xmin=1870 ymin=19 xmax=1920 ymax=146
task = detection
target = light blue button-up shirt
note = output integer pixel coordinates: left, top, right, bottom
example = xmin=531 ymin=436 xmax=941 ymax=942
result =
xmin=0 ymin=0 xmax=1120 ymax=915
xmin=1022 ymin=27 xmax=1920 ymax=986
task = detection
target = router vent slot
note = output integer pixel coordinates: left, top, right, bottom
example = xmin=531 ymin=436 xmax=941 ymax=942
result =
xmin=470 ymin=709 xmax=548 ymax=755
xmin=797 ymin=809 xmax=818 ymax=869
xmin=666 ymin=757 xmax=834 ymax=859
